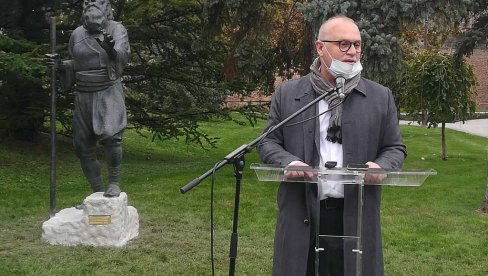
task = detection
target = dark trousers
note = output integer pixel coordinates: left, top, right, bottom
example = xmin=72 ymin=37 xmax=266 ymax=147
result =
xmin=306 ymin=198 xmax=344 ymax=276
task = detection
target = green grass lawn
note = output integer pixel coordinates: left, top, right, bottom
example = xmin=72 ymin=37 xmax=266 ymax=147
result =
xmin=0 ymin=115 xmax=487 ymax=275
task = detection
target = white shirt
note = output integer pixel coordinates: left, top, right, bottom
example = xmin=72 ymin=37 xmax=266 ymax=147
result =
xmin=318 ymin=99 xmax=344 ymax=199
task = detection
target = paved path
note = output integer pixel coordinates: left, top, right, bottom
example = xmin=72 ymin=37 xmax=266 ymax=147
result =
xmin=400 ymin=119 xmax=488 ymax=138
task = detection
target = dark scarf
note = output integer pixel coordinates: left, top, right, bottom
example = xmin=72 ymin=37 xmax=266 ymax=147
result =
xmin=309 ymin=57 xmax=361 ymax=143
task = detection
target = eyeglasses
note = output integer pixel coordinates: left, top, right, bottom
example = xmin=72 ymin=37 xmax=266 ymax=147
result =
xmin=320 ymin=40 xmax=362 ymax=53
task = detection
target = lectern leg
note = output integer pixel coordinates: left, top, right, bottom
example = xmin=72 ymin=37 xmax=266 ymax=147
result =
xmin=314 ymin=182 xmax=321 ymax=276
xmin=353 ymin=174 xmax=365 ymax=276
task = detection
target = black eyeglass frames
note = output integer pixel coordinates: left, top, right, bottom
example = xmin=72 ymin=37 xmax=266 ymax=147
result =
xmin=320 ymin=40 xmax=362 ymax=52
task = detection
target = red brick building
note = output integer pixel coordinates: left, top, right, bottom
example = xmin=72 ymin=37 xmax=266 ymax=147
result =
xmin=467 ymin=49 xmax=488 ymax=110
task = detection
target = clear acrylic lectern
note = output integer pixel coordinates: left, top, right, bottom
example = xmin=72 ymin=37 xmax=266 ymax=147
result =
xmin=250 ymin=163 xmax=436 ymax=276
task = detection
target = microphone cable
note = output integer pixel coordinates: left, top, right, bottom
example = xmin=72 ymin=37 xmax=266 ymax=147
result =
xmin=210 ymin=160 xmax=225 ymax=276
xmin=284 ymin=73 xmax=348 ymax=128
xmin=283 ymin=97 xmax=345 ymax=127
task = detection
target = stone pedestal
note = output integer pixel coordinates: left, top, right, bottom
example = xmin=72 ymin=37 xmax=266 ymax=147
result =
xmin=42 ymin=192 xmax=139 ymax=247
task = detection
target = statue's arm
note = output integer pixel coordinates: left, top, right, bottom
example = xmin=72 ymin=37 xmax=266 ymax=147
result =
xmin=57 ymin=35 xmax=76 ymax=92
xmin=111 ymin=23 xmax=130 ymax=77
xmin=58 ymin=60 xmax=75 ymax=92
xmin=45 ymin=55 xmax=75 ymax=92
xmin=97 ymin=23 xmax=130 ymax=78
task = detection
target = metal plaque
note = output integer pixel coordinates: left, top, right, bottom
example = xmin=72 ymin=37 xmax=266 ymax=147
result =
xmin=88 ymin=215 xmax=111 ymax=225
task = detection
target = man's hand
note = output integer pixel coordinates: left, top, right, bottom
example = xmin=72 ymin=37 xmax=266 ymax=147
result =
xmin=284 ymin=161 xmax=316 ymax=181
xmin=364 ymin=161 xmax=386 ymax=184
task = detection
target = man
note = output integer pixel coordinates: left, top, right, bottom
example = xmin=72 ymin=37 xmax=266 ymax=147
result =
xmin=47 ymin=0 xmax=130 ymax=197
xmin=257 ymin=16 xmax=406 ymax=275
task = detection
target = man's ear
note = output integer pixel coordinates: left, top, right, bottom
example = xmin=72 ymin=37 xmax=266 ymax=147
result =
xmin=315 ymin=41 xmax=325 ymax=57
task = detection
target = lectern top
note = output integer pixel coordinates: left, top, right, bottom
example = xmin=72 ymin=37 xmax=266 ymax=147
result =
xmin=250 ymin=163 xmax=436 ymax=187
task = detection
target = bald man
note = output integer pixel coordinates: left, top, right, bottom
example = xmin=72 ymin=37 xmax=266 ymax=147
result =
xmin=257 ymin=15 xmax=406 ymax=275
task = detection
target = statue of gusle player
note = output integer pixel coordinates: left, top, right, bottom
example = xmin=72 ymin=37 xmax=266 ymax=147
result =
xmin=46 ymin=0 xmax=130 ymax=198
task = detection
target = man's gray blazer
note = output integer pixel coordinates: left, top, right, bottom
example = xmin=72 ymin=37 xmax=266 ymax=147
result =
xmin=257 ymin=74 xmax=407 ymax=276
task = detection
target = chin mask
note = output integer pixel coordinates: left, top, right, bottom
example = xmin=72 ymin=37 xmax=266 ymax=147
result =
xmin=321 ymin=44 xmax=362 ymax=79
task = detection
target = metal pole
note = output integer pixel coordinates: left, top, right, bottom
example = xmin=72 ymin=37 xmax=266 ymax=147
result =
xmin=354 ymin=174 xmax=365 ymax=276
xmin=228 ymin=157 xmax=244 ymax=276
xmin=49 ymin=16 xmax=57 ymax=217
xmin=315 ymin=178 xmax=322 ymax=276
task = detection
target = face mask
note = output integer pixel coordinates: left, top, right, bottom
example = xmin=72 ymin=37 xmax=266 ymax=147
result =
xmin=321 ymin=44 xmax=363 ymax=79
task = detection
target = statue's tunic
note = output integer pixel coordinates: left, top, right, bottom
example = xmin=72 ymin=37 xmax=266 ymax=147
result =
xmin=62 ymin=21 xmax=130 ymax=140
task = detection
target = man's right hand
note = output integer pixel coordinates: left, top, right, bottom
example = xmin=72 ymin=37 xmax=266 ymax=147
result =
xmin=284 ymin=161 xmax=316 ymax=181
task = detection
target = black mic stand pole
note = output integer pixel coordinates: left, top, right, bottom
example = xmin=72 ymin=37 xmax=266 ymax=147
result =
xmin=180 ymin=87 xmax=338 ymax=276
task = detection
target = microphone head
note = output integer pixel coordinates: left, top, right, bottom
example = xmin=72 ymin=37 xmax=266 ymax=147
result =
xmin=335 ymin=75 xmax=346 ymax=87
xmin=335 ymin=75 xmax=346 ymax=98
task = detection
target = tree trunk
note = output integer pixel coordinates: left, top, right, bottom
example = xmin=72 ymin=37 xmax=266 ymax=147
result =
xmin=480 ymin=164 xmax=488 ymax=213
xmin=421 ymin=109 xmax=428 ymax=127
xmin=441 ymin=122 xmax=447 ymax=160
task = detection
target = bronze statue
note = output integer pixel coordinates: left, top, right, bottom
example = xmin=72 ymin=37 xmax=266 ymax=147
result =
xmin=47 ymin=0 xmax=130 ymax=197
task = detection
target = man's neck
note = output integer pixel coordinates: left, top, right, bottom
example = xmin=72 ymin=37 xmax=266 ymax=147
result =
xmin=320 ymin=67 xmax=336 ymax=85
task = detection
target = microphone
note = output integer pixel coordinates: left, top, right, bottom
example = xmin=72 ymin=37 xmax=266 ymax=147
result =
xmin=335 ymin=75 xmax=346 ymax=99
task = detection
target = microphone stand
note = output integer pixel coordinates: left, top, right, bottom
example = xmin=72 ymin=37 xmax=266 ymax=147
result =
xmin=180 ymin=86 xmax=339 ymax=276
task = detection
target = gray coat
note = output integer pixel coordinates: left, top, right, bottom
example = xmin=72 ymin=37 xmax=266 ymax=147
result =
xmin=257 ymin=74 xmax=406 ymax=276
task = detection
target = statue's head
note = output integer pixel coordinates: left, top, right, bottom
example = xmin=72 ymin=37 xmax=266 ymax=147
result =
xmin=82 ymin=0 xmax=114 ymax=34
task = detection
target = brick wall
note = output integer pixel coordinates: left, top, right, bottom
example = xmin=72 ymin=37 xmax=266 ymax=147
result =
xmin=226 ymin=50 xmax=488 ymax=110
xmin=225 ymin=91 xmax=271 ymax=108
xmin=467 ymin=49 xmax=488 ymax=110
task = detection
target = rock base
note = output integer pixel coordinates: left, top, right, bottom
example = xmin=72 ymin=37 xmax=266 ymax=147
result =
xmin=42 ymin=192 xmax=139 ymax=247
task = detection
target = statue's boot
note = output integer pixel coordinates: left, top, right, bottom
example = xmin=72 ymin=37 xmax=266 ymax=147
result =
xmin=77 ymin=152 xmax=105 ymax=208
xmin=103 ymin=142 xmax=122 ymax=197
xmin=79 ymin=149 xmax=104 ymax=193
xmin=105 ymin=183 xmax=121 ymax=197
